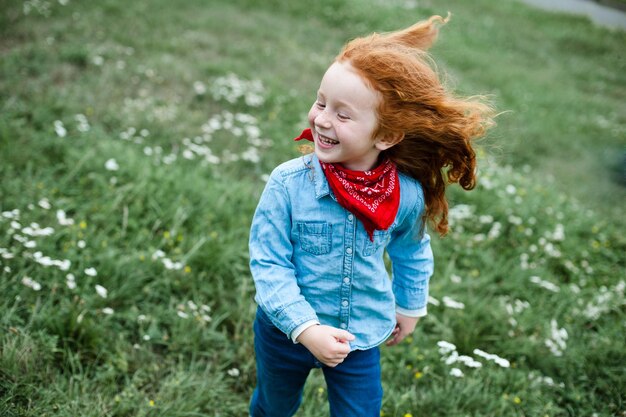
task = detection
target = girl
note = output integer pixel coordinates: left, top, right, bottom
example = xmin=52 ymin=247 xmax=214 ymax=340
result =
xmin=248 ymin=14 xmax=494 ymax=417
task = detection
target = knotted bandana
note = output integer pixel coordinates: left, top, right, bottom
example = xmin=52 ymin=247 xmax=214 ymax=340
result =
xmin=295 ymin=128 xmax=400 ymax=240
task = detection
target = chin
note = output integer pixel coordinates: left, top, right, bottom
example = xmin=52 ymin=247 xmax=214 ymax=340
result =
xmin=314 ymin=149 xmax=335 ymax=164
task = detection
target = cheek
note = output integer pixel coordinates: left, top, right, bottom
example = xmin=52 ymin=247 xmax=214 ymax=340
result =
xmin=307 ymin=107 xmax=317 ymax=126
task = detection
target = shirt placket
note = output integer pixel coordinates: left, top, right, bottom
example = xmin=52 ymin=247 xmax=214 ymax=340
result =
xmin=339 ymin=212 xmax=355 ymax=330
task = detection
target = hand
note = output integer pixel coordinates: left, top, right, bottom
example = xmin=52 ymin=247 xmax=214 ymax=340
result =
xmin=386 ymin=314 xmax=419 ymax=346
xmin=296 ymin=325 xmax=355 ymax=367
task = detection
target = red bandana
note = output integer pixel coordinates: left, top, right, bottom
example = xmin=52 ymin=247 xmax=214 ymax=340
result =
xmin=295 ymin=128 xmax=400 ymax=241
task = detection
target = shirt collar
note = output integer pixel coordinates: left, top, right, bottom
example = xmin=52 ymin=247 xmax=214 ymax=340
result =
xmin=306 ymin=154 xmax=330 ymax=199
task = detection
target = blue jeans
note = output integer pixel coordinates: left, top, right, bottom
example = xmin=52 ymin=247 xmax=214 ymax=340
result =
xmin=249 ymin=308 xmax=383 ymax=417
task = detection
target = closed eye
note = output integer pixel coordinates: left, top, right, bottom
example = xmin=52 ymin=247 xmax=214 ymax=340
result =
xmin=338 ymin=113 xmax=350 ymax=120
xmin=315 ymin=101 xmax=326 ymax=109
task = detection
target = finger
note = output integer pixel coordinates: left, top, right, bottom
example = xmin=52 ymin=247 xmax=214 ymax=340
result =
xmin=386 ymin=331 xmax=403 ymax=346
xmin=332 ymin=329 xmax=356 ymax=342
xmin=335 ymin=343 xmax=351 ymax=355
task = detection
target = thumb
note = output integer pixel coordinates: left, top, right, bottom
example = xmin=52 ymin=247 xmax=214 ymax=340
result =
xmin=332 ymin=328 xmax=355 ymax=342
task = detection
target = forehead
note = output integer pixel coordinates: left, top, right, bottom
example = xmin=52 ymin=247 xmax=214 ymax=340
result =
xmin=319 ymin=61 xmax=381 ymax=108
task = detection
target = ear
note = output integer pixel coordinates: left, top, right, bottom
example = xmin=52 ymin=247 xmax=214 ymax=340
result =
xmin=375 ymin=131 xmax=404 ymax=151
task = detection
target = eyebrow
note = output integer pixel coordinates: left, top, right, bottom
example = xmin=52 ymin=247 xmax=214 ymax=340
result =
xmin=316 ymin=91 xmax=357 ymax=113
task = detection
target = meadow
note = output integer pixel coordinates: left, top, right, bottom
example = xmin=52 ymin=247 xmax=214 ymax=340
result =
xmin=1 ymin=0 xmax=625 ymax=416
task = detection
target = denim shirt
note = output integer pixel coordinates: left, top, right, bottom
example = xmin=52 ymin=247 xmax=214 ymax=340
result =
xmin=249 ymin=153 xmax=434 ymax=350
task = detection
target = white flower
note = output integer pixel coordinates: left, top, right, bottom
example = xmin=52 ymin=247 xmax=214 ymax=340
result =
xmin=442 ymin=296 xmax=465 ymax=310
xmin=75 ymin=114 xmax=90 ymax=132
xmin=177 ymin=311 xmax=189 ymax=319
xmin=2 ymin=209 xmax=20 ymax=219
xmin=450 ymin=274 xmax=462 ymax=284
xmin=152 ymin=249 xmax=166 ymax=260
xmin=437 ymin=340 xmax=457 ymax=355
xmin=193 ymin=81 xmax=207 ymax=95
xmin=163 ymin=258 xmax=183 ymax=270
xmin=507 ymin=215 xmax=522 ymax=225
xmin=77 ymin=240 xmax=86 ymax=249
xmin=66 ymin=273 xmax=76 ymax=290
xmin=38 ymin=199 xmax=51 ymax=210
xmin=54 ymin=120 xmax=67 ymax=137
xmin=457 ymin=355 xmax=482 ymax=368
xmin=95 ymin=284 xmax=108 ymax=298
xmin=102 ymin=307 xmax=114 ymax=315
xmin=448 ymin=204 xmax=474 ymax=225
xmin=450 ymin=368 xmax=464 ymax=378
xmin=473 ymin=349 xmax=510 ymax=368
xmin=105 ymin=158 xmax=119 ymax=171
xmin=58 ymin=259 xmax=71 ymax=271
xmin=505 ymin=184 xmax=516 ymax=195
xmin=428 ymin=296 xmax=440 ymax=306
xmin=227 ymin=368 xmax=240 ymax=377
xmin=545 ymin=319 xmax=568 ymax=356
xmin=85 ymin=267 xmax=98 ymax=277
xmin=530 ymin=276 xmax=560 ymax=293
xmin=479 ymin=215 xmax=494 ymax=224
xmin=92 ymin=55 xmax=104 ymax=66
xmin=57 ymin=210 xmax=75 ymax=226
xmin=22 ymin=276 xmax=42 ymax=291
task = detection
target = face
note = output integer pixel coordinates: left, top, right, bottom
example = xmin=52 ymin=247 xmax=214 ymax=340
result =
xmin=308 ymin=61 xmax=391 ymax=171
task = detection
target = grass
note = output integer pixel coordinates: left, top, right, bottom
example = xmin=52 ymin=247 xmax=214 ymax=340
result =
xmin=1 ymin=0 xmax=625 ymax=416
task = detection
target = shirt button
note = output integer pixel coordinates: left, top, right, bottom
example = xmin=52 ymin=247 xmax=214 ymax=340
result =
xmin=346 ymin=247 xmax=352 ymax=254
xmin=340 ymin=323 xmax=347 ymax=329
xmin=342 ymin=300 xmax=349 ymax=307
xmin=343 ymin=277 xmax=350 ymax=284
xmin=348 ymin=214 xmax=354 ymax=221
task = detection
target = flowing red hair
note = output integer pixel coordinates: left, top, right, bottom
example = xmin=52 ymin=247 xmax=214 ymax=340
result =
xmin=336 ymin=14 xmax=495 ymax=235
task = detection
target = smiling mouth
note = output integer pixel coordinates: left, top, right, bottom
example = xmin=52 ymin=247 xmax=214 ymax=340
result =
xmin=317 ymin=133 xmax=339 ymax=146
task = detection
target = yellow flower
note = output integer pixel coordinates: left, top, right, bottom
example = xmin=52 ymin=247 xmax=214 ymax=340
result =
xmin=184 ymin=265 xmax=191 ymax=273
xmin=380 ymin=411 xmax=386 ymax=417
xmin=148 ymin=399 xmax=155 ymax=407
xmin=139 ymin=255 xmax=145 ymax=261
xmin=470 ymin=269 xmax=480 ymax=277
xmin=79 ymin=221 xmax=87 ymax=229
xmin=513 ymin=396 xmax=521 ymax=404
xmin=404 ymin=413 xmax=413 ymax=417
xmin=164 ymin=231 xmax=171 ymax=239
xmin=177 ymin=234 xmax=183 ymax=242
xmin=414 ymin=371 xmax=423 ymax=379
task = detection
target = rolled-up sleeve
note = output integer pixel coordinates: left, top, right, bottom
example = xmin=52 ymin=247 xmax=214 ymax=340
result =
xmin=249 ymin=170 xmax=318 ymax=338
xmin=386 ymin=194 xmax=434 ymax=317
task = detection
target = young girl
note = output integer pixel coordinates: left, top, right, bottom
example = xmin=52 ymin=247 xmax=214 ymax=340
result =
xmin=248 ymin=14 xmax=494 ymax=417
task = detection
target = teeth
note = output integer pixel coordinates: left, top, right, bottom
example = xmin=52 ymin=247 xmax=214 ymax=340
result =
xmin=318 ymin=134 xmax=338 ymax=145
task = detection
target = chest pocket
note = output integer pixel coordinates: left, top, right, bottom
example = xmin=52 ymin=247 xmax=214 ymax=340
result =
xmin=297 ymin=222 xmax=332 ymax=255
xmin=363 ymin=230 xmax=390 ymax=257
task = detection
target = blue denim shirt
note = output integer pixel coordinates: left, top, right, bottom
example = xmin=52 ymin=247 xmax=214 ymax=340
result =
xmin=249 ymin=153 xmax=434 ymax=350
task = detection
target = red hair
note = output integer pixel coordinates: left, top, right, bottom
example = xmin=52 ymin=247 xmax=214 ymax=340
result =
xmin=336 ymin=14 xmax=495 ymax=235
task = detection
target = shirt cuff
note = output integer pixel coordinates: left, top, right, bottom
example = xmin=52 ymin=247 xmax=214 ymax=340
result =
xmin=290 ymin=320 xmax=320 ymax=343
xmin=396 ymin=305 xmax=427 ymax=318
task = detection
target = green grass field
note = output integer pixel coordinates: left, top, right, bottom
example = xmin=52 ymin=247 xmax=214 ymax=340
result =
xmin=1 ymin=0 xmax=625 ymax=416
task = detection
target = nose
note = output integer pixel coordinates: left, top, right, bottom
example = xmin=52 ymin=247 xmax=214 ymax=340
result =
xmin=314 ymin=110 xmax=332 ymax=130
